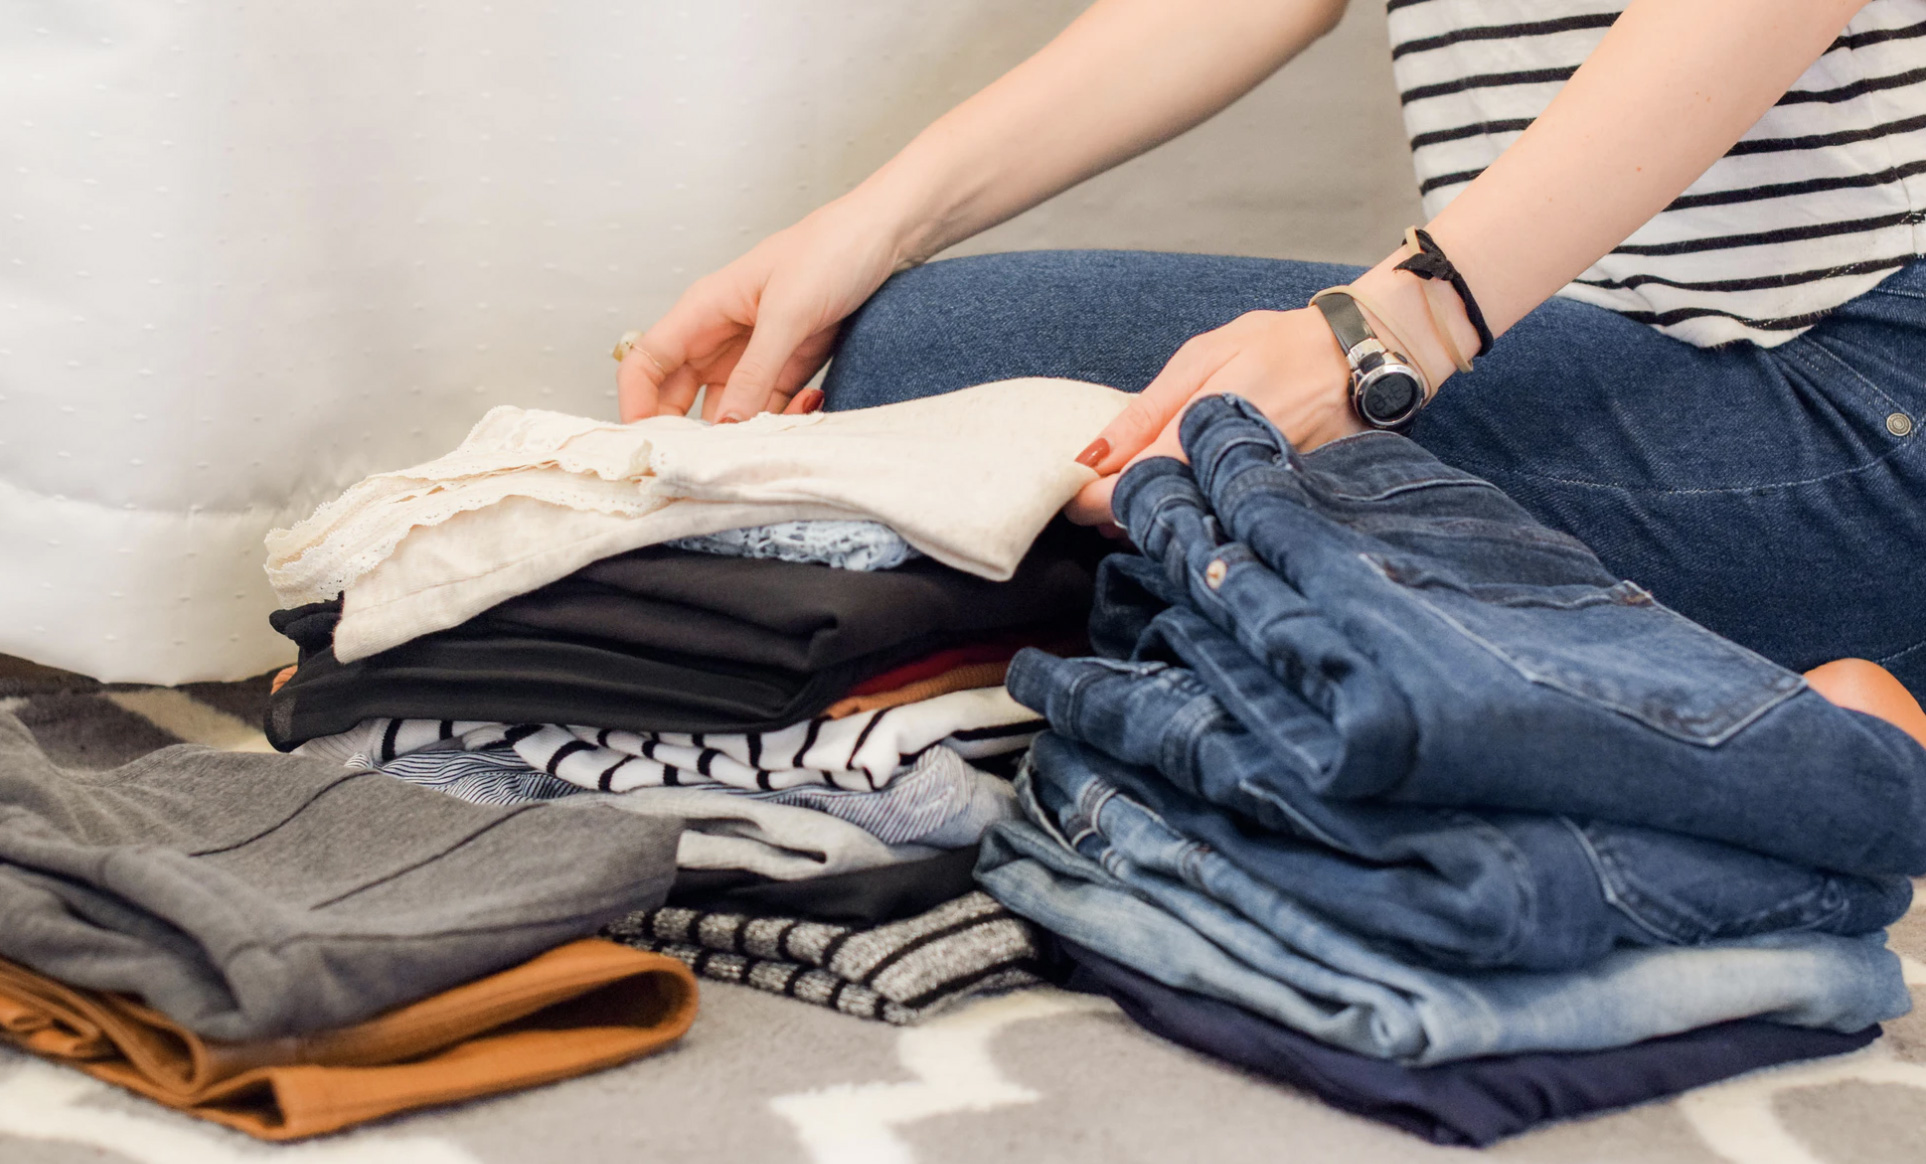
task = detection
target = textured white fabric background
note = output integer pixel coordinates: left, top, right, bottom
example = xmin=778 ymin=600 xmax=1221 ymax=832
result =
xmin=0 ymin=1 xmax=1419 ymax=683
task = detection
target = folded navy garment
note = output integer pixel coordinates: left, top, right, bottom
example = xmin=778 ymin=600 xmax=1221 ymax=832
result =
xmin=1057 ymin=939 xmax=1881 ymax=1147
xmin=668 ymin=845 xmax=982 ymax=926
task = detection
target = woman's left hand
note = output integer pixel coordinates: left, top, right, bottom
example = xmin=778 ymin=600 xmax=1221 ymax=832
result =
xmin=1063 ymin=306 xmax=1366 ymax=527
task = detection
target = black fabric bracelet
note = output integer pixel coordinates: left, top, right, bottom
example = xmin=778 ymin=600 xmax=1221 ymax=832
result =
xmin=1394 ymin=227 xmax=1494 ymax=358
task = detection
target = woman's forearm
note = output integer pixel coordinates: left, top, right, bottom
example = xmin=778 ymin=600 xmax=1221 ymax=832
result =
xmin=854 ymin=0 xmax=1351 ymax=264
xmin=1412 ymin=0 xmax=1868 ymax=343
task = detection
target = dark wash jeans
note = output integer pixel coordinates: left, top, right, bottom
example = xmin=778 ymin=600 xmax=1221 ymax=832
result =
xmin=1007 ymin=640 xmax=1911 ymax=973
xmin=822 ymin=252 xmax=1926 ymax=696
xmin=1044 ymin=395 xmax=1926 ymax=877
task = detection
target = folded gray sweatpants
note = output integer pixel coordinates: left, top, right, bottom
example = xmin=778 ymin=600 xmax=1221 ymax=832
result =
xmin=0 ymin=712 xmax=679 ymax=1040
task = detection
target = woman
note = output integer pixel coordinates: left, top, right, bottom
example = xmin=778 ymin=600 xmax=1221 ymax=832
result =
xmin=614 ymin=0 xmax=1926 ymax=719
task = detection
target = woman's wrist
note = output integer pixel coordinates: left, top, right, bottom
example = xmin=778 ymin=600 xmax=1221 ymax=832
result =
xmin=847 ymin=139 xmax=991 ymax=270
xmin=1346 ymin=250 xmax=1483 ymax=393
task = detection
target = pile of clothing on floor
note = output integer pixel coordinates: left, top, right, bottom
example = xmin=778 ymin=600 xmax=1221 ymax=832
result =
xmin=6 ymin=379 xmax=1924 ymax=1147
xmin=0 ymin=377 xmax=1131 ymax=1140
xmin=974 ymin=395 xmax=1926 ymax=1147
xmin=260 ymin=378 xmax=1132 ymax=1027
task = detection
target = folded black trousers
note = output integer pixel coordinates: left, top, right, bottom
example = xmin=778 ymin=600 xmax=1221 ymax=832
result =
xmin=267 ymin=528 xmax=1097 ymax=748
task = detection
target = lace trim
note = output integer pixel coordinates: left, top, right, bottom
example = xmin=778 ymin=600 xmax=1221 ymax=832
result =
xmin=265 ymin=406 xmax=828 ymax=606
xmin=268 ymin=473 xmax=673 ymax=606
xmin=264 ymin=406 xmax=712 ymax=605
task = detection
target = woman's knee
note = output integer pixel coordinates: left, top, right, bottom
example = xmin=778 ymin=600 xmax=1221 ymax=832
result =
xmin=825 ymin=250 xmax=1354 ymax=409
xmin=823 ymin=253 xmax=1048 ymax=410
xmin=1805 ymin=658 xmax=1926 ymax=747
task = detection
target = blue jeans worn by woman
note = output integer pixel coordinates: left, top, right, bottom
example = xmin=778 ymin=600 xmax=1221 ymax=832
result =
xmin=822 ymin=253 xmax=1926 ymax=696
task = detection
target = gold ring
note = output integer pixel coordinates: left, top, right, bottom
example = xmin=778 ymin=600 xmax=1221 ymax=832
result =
xmin=611 ymin=331 xmax=673 ymax=379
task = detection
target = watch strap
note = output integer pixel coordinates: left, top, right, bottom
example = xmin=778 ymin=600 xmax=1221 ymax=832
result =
xmin=1311 ymin=291 xmax=1374 ymax=358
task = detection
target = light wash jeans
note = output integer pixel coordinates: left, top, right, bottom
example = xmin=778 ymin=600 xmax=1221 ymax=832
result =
xmin=1007 ymin=702 xmax=1908 ymax=973
xmin=977 ymin=777 xmax=1908 ymax=1064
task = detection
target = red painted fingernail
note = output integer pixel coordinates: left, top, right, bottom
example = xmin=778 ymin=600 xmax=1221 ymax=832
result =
xmin=1075 ymin=438 xmax=1110 ymax=469
xmin=795 ymin=388 xmax=825 ymax=413
xmin=718 ymin=412 xmax=743 ymax=425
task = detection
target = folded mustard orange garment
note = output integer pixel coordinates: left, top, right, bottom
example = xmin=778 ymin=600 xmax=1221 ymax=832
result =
xmin=821 ymin=661 xmax=1012 ymax=720
xmin=0 ymin=939 xmax=697 ymax=1140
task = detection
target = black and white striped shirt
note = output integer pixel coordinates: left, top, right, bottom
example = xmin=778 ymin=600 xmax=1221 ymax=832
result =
xmin=1387 ymin=0 xmax=1926 ymax=346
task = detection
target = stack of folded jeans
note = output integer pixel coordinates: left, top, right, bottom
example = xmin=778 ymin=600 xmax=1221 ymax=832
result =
xmin=260 ymin=383 xmax=1126 ymax=1022
xmin=977 ymin=395 xmax=1926 ymax=1143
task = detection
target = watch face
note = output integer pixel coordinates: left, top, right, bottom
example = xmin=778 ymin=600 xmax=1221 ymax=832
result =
xmin=1359 ymin=370 xmax=1421 ymax=426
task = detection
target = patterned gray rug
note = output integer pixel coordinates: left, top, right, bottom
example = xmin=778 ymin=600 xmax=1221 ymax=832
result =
xmin=3 ymin=654 xmax=1923 ymax=1164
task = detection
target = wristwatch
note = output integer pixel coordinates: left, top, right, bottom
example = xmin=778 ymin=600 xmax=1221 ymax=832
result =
xmin=1311 ymin=291 xmax=1429 ymax=432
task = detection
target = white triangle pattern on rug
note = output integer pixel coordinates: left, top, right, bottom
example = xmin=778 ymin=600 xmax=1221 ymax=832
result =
xmin=0 ymin=1058 xmax=479 ymax=1164
xmin=769 ymin=988 xmax=1118 ymax=1164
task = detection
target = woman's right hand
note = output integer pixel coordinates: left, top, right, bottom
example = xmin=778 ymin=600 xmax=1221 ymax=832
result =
xmin=617 ymin=193 xmax=914 ymax=423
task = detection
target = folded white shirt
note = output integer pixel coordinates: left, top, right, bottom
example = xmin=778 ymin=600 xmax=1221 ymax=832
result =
xmin=263 ymin=378 xmax=1128 ymax=662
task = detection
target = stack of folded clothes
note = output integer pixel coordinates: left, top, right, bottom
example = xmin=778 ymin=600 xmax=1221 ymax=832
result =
xmin=0 ymin=711 xmax=697 ymax=1139
xmin=977 ymin=395 xmax=1926 ymax=1146
xmin=261 ymin=378 xmax=1131 ymax=1022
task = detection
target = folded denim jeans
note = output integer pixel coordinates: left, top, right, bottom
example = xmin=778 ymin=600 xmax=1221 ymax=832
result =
xmin=975 ymin=791 xmax=1910 ymax=1064
xmin=1006 ymin=638 xmax=1911 ymax=972
xmin=1088 ymin=395 xmax=1926 ymax=875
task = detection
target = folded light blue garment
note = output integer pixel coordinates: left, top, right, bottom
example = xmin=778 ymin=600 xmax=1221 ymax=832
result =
xmin=377 ymin=742 xmax=1013 ymax=849
xmin=665 ymin=519 xmax=920 ymax=571
xmin=976 ymin=789 xmax=1910 ymax=1065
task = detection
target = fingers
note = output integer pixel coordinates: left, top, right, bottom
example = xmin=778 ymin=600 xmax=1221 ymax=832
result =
xmin=654 ymin=363 xmax=702 ymax=417
xmin=617 ymin=288 xmax=723 ymax=421
xmin=1064 ymin=400 xmax=1192 ymax=526
xmin=1123 ymin=407 xmax=1189 ymax=470
xmin=1064 ymin=475 xmax=1117 ymax=527
xmin=1064 ymin=331 xmax=1231 ymax=525
xmin=761 ymin=327 xmax=840 ymax=415
xmin=708 ymin=297 xmax=816 ymax=424
xmin=771 ymin=325 xmax=840 ymax=402
xmin=617 ymin=340 xmax=675 ymax=422
xmin=619 ymin=267 xmax=762 ymax=420
xmin=1074 ymin=335 xmax=1231 ymax=474
xmin=783 ymin=387 xmax=826 ymax=415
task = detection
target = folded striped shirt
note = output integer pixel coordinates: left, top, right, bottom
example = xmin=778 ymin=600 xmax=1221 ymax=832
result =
xmin=603 ymin=891 xmax=1045 ymax=1024
xmin=298 ymin=686 xmax=1043 ymax=794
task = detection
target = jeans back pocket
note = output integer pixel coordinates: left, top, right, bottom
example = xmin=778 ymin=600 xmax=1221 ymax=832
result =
xmin=1371 ymin=554 xmax=1805 ymax=746
xmin=1573 ymin=820 xmax=1909 ymax=944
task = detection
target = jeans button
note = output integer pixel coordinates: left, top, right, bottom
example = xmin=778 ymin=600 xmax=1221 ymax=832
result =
xmin=1888 ymin=412 xmax=1914 ymax=437
xmin=1204 ymin=559 xmax=1228 ymax=589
